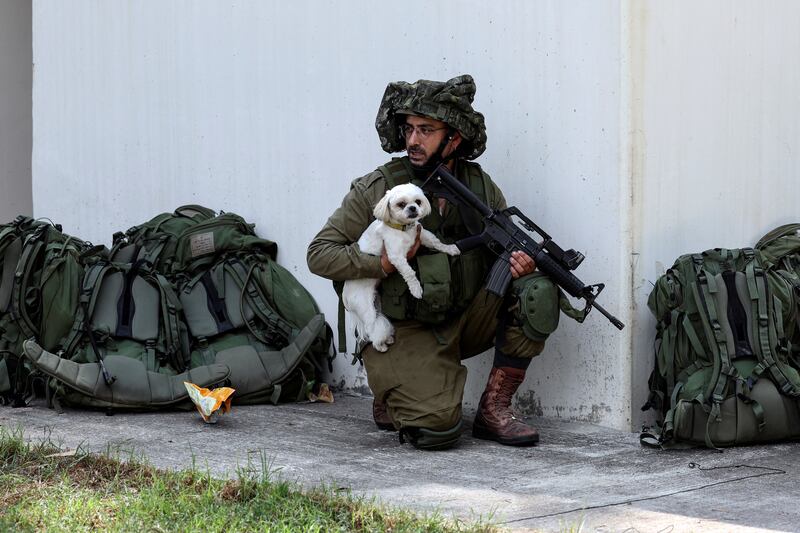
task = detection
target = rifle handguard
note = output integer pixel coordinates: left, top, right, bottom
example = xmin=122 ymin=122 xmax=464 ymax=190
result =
xmin=454 ymin=235 xmax=485 ymax=253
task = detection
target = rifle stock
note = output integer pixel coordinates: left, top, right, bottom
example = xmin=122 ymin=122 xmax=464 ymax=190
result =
xmin=423 ymin=164 xmax=625 ymax=330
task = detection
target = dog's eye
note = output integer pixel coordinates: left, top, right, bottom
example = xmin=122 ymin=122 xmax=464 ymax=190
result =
xmin=397 ymin=202 xmax=406 ymax=208
xmin=415 ymin=200 xmax=422 ymax=206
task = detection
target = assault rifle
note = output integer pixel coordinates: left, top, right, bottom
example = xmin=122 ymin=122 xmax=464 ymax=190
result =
xmin=422 ymin=164 xmax=625 ymax=330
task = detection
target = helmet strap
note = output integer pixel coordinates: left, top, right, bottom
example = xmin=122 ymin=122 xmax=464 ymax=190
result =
xmin=410 ymin=127 xmax=458 ymax=177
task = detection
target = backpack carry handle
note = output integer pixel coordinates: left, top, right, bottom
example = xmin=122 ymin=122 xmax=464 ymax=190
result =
xmin=174 ymin=205 xmax=217 ymax=220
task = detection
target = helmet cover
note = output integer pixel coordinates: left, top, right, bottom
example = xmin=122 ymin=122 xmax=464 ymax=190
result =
xmin=375 ymin=74 xmax=487 ymax=160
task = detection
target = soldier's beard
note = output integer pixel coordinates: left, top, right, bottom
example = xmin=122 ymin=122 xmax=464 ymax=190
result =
xmin=408 ymin=143 xmax=446 ymax=172
xmin=407 ymin=145 xmax=429 ymax=167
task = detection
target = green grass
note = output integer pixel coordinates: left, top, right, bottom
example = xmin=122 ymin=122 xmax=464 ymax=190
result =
xmin=0 ymin=427 xmax=499 ymax=532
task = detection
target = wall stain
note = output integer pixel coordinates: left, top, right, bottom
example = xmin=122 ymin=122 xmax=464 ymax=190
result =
xmin=514 ymin=389 xmax=544 ymax=417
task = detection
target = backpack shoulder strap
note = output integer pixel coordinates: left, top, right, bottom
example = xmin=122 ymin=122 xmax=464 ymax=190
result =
xmin=152 ymin=271 xmax=189 ymax=372
xmin=0 ymin=236 xmax=23 ymax=313
xmin=746 ymin=255 xmax=800 ymax=395
xmin=12 ymin=226 xmax=51 ymax=339
xmin=62 ymin=262 xmax=111 ymax=357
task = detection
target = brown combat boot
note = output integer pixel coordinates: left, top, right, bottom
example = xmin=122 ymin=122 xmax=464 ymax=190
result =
xmin=373 ymin=397 xmax=396 ymax=431
xmin=472 ymin=366 xmax=540 ymax=446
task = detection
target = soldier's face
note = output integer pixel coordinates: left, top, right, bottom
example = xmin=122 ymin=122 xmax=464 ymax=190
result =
xmin=403 ymin=116 xmax=460 ymax=167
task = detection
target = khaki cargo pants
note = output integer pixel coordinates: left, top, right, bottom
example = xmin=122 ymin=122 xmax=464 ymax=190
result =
xmin=362 ymin=273 xmax=555 ymax=432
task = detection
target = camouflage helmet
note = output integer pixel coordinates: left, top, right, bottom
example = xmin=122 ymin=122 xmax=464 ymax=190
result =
xmin=375 ymin=74 xmax=487 ymax=160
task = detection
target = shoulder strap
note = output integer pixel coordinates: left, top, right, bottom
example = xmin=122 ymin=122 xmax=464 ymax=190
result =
xmin=0 ymin=236 xmax=23 ymax=313
xmin=11 ymin=226 xmax=50 ymax=339
xmin=377 ymin=158 xmax=412 ymax=189
xmin=464 ymin=162 xmax=488 ymax=201
xmin=747 ymin=257 xmax=800 ymax=395
xmin=153 ymin=271 xmax=189 ymax=372
xmin=62 ymin=262 xmax=111 ymax=357
xmin=459 ymin=162 xmax=489 ymax=235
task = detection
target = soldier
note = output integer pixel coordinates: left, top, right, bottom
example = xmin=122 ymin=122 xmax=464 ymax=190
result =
xmin=307 ymin=75 xmax=562 ymax=450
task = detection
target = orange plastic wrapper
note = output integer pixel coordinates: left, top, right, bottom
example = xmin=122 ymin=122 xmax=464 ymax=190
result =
xmin=184 ymin=382 xmax=235 ymax=424
xmin=308 ymin=383 xmax=334 ymax=403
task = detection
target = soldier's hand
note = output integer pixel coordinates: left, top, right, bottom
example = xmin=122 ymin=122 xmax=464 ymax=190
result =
xmin=381 ymin=226 xmax=422 ymax=274
xmin=509 ymin=250 xmax=536 ymax=279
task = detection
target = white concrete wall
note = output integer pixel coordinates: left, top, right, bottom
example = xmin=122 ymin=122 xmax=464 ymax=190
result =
xmin=32 ymin=0 xmax=630 ymax=428
xmin=0 ymin=0 xmax=32 ymax=221
xmin=35 ymin=1 xmax=800 ymax=431
xmin=629 ymin=2 xmax=800 ymax=428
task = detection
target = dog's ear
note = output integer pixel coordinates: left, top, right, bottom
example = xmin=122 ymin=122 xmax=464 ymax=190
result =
xmin=417 ymin=193 xmax=432 ymax=218
xmin=373 ymin=190 xmax=392 ymax=222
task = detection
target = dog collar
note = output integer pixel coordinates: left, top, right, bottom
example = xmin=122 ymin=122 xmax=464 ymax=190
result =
xmin=386 ymin=221 xmax=412 ymax=231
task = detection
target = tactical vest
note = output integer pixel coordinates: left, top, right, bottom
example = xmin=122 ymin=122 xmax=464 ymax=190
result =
xmin=378 ymin=157 xmax=493 ymax=324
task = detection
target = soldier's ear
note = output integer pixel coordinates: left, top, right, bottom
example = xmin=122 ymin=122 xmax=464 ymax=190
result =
xmin=449 ymin=131 xmax=462 ymax=150
xmin=373 ymin=191 xmax=392 ymax=222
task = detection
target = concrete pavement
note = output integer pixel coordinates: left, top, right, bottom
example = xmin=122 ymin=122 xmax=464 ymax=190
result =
xmin=1 ymin=393 xmax=797 ymax=532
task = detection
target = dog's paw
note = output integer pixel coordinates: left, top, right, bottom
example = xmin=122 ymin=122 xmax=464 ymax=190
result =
xmin=386 ymin=335 xmax=395 ymax=346
xmin=446 ymin=244 xmax=461 ymax=256
xmin=372 ymin=341 xmax=389 ymax=352
xmin=409 ymin=283 xmax=423 ymax=299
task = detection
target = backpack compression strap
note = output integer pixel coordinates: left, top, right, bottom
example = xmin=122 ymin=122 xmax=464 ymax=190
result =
xmin=227 ymin=258 xmax=294 ymax=347
xmin=61 ymin=262 xmax=109 ymax=358
xmin=692 ymin=261 xmax=736 ymax=449
xmin=155 ymin=272 xmax=190 ymax=372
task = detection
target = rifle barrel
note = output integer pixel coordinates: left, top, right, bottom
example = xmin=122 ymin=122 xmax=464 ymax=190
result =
xmin=592 ymin=302 xmax=625 ymax=330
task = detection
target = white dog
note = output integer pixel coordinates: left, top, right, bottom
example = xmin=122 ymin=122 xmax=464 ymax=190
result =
xmin=343 ymin=183 xmax=461 ymax=352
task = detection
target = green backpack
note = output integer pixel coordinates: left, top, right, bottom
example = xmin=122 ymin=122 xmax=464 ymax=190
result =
xmin=0 ymin=217 xmax=43 ymax=403
xmin=756 ymin=223 xmax=800 ymax=270
xmin=755 ymin=222 xmax=800 ymax=377
xmin=171 ymin=212 xmax=332 ymax=404
xmin=643 ymin=247 xmax=800 ymax=448
xmin=755 ymin=223 xmax=800 ymax=312
xmin=8 ymin=207 xmax=333 ymax=410
xmin=13 ymin=208 xmax=230 ymax=410
xmin=22 ymin=255 xmax=231 ymax=410
xmin=0 ymin=218 xmax=100 ymax=405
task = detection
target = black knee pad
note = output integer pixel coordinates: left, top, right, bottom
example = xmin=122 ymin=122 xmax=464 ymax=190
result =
xmin=399 ymin=420 xmax=463 ymax=451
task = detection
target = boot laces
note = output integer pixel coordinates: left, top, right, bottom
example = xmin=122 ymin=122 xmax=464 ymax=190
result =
xmin=492 ymin=371 xmax=527 ymax=421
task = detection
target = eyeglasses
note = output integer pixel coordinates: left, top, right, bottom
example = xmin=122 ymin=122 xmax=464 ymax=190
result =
xmin=399 ymin=124 xmax=448 ymax=140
